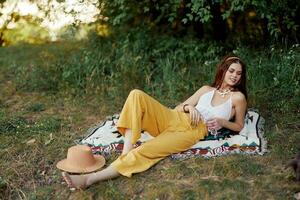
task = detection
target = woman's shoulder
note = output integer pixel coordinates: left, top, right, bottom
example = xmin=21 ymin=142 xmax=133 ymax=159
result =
xmin=193 ymin=85 xmax=214 ymax=100
xmin=231 ymin=91 xmax=246 ymax=103
xmin=199 ymin=85 xmax=215 ymax=92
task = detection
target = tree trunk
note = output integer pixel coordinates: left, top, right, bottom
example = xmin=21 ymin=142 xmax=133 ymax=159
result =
xmin=211 ymin=3 xmax=227 ymax=41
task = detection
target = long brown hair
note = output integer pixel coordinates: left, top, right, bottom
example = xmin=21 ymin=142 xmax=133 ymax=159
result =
xmin=211 ymin=55 xmax=247 ymax=99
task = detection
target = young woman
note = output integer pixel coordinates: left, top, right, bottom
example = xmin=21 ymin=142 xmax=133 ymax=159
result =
xmin=62 ymin=55 xmax=247 ymax=189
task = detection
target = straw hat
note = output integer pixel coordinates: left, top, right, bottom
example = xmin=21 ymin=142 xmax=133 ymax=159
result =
xmin=56 ymin=145 xmax=105 ymax=173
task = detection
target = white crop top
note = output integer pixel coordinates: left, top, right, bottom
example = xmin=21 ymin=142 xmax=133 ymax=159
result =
xmin=195 ymin=89 xmax=232 ymax=120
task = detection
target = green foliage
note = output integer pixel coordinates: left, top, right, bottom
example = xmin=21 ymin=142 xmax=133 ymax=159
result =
xmin=1 ymin=31 xmax=299 ymax=116
xmin=223 ymin=0 xmax=299 ymax=41
xmin=0 ymin=42 xmax=81 ymax=93
xmin=102 ymin=0 xmax=300 ymax=44
xmin=14 ymin=63 xmax=60 ymax=92
xmin=237 ymin=44 xmax=300 ymax=114
xmin=2 ymin=18 xmax=50 ymax=46
xmin=0 ymin=0 xmax=298 ymax=46
xmin=55 ymin=29 xmax=226 ymax=105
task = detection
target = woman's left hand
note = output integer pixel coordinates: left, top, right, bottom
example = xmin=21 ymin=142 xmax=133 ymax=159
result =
xmin=205 ymin=118 xmax=224 ymax=130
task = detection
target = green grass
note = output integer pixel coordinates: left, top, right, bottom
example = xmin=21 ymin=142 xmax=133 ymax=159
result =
xmin=26 ymin=103 xmax=46 ymax=113
xmin=0 ymin=36 xmax=299 ymax=199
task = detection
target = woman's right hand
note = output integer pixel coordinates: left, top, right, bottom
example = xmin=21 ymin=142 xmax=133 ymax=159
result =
xmin=186 ymin=105 xmax=202 ymax=127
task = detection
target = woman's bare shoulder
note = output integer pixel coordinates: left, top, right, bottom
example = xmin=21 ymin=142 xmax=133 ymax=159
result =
xmin=199 ymin=85 xmax=214 ymax=92
xmin=192 ymin=85 xmax=214 ymax=99
xmin=232 ymin=91 xmax=247 ymax=103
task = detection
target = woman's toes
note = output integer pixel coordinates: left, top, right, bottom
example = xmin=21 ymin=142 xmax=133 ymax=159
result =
xmin=62 ymin=172 xmax=88 ymax=189
xmin=62 ymin=172 xmax=74 ymax=188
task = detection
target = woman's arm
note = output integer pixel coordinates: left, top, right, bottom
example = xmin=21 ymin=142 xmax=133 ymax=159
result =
xmin=175 ymin=85 xmax=211 ymax=112
xmin=208 ymin=92 xmax=247 ymax=132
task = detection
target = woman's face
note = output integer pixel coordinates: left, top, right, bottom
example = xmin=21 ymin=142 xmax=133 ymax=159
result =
xmin=223 ymin=62 xmax=242 ymax=87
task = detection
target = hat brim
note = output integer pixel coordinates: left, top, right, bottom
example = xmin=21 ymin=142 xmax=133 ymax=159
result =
xmin=56 ymin=155 xmax=105 ymax=173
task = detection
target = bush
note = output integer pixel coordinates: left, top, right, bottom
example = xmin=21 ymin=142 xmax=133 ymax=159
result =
xmin=1 ymin=31 xmax=299 ymax=118
xmin=102 ymin=0 xmax=300 ymax=44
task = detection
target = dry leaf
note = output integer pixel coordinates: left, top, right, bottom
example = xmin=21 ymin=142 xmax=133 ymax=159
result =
xmin=26 ymin=139 xmax=36 ymax=145
xmin=200 ymin=176 xmax=220 ymax=181
xmin=44 ymin=133 xmax=53 ymax=145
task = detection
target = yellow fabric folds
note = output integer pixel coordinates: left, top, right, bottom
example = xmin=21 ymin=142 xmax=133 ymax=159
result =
xmin=111 ymin=89 xmax=207 ymax=177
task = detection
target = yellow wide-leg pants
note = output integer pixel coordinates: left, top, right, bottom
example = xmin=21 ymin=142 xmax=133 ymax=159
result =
xmin=111 ymin=89 xmax=207 ymax=177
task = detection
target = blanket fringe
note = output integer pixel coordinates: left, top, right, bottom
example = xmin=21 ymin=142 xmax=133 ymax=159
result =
xmin=257 ymin=114 xmax=268 ymax=155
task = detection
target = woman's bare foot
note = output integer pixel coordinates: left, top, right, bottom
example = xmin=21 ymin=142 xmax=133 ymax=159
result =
xmin=62 ymin=172 xmax=89 ymax=190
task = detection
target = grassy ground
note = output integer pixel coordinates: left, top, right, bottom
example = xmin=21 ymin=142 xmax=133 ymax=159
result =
xmin=0 ymin=41 xmax=299 ymax=200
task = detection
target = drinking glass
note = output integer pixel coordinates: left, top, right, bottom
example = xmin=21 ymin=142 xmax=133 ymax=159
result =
xmin=208 ymin=128 xmax=218 ymax=138
xmin=196 ymin=106 xmax=219 ymax=139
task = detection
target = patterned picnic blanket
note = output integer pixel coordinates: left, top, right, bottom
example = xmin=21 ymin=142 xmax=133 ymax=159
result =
xmin=78 ymin=110 xmax=267 ymax=159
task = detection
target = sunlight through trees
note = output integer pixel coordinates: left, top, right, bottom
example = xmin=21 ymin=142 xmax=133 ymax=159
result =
xmin=0 ymin=0 xmax=105 ymax=45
